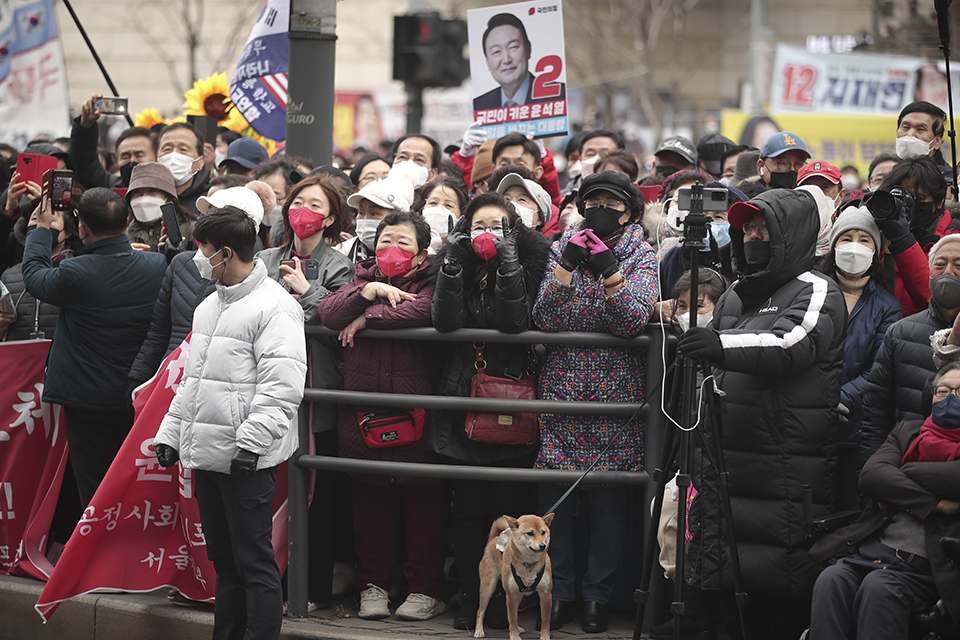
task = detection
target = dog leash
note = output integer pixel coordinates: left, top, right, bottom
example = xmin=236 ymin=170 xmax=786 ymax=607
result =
xmin=540 ymin=360 xmax=676 ymax=517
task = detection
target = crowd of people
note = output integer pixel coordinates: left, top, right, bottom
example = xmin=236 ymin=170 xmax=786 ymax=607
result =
xmin=7 ymin=92 xmax=960 ymax=640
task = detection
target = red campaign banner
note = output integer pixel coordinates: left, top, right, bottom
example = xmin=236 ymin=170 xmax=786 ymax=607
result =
xmin=35 ymin=335 xmax=291 ymax=621
xmin=0 ymin=340 xmax=67 ymax=581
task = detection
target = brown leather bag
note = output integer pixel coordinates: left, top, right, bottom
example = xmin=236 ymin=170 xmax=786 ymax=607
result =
xmin=464 ymin=344 xmax=538 ymax=446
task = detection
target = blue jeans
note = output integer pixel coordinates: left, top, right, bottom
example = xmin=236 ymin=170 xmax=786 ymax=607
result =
xmin=537 ymin=483 xmax=629 ymax=604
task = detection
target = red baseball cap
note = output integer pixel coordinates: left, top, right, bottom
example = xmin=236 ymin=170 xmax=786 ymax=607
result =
xmin=797 ymin=161 xmax=841 ymax=187
xmin=728 ymin=201 xmax=762 ymax=230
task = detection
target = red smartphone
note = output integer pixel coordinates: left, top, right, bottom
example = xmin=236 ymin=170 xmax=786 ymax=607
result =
xmin=16 ymin=153 xmax=57 ymax=187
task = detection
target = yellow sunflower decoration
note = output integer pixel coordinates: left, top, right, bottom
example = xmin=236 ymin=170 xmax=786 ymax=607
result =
xmin=183 ymin=72 xmax=248 ymax=133
xmin=134 ymin=107 xmax=168 ymax=129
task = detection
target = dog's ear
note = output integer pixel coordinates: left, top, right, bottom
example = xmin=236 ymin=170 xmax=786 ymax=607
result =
xmin=504 ymin=515 xmax=520 ymax=530
xmin=542 ymin=513 xmax=555 ymax=527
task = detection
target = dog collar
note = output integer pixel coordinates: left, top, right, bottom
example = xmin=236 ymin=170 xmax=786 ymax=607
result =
xmin=511 ymin=562 xmax=546 ymax=593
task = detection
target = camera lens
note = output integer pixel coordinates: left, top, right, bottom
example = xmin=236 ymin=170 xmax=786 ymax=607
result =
xmin=865 ymin=190 xmax=897 ymax=221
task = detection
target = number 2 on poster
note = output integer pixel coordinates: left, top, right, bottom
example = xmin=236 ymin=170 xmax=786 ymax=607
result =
xmin=532 ymin=55 xmax=562 ymax=100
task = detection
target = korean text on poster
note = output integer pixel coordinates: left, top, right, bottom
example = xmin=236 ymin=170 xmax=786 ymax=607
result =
xmin=467 ymin=0 xmax=567 ymax=139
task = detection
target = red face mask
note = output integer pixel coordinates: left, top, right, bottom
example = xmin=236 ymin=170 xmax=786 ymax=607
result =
xmin=288 ymin=206 xmax=326 ymax=240
xmin=376 ymin=245 xmax=417 ymax=277
xmin=470 ymin=232 xmax=499 ymax=261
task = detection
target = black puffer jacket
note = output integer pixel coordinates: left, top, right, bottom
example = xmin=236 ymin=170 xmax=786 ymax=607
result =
xmin=128 ymin=250 xmax=216 ymax=383
xmin=428 ymin=222 xmax=550 ymax=464
xmin=858 ymin=299 xmax=951 ymax=468
xmin=685 ymin=188 xmax=847 ymax=599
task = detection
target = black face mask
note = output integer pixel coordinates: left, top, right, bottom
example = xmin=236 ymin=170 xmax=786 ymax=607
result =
xmin=584 ymin=206 xmax=625 ymax=239
xmin=911 ymin=201 xmax=939 ymax=232
xmin=743 ymin=240 xmax=771 ymax=267
xmin=931 ymin=273 xmax=960 ymax=310
xmin=655 ymin=165 xmax=679 ymax=178
xmin=119 ymin=161 xmax=138 ymax=187
xmin=767 ymin=169 xmax=798 ymax=189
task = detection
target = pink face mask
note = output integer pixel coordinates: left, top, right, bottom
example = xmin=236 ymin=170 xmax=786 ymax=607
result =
xmin=470 ymin=232 xmax=499 ymax=261
xmin=376 ymin=245 xmax=417 ymax=277
xmin=288 ymin=206 xmax=326 ymax=240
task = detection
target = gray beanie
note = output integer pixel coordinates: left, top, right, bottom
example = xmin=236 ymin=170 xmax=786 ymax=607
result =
xmin=829 ymin=206 xmax=881 ymax=255
xmin=732 ymin=149 xmax=761 ymax=184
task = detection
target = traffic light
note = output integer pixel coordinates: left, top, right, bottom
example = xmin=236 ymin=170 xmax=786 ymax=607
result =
xmin=393 ymin=13 xmax=469 ymax=88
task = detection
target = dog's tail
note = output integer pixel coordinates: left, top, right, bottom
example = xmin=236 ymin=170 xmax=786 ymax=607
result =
xmin=486 ymin=515 xmax=511 ymax=542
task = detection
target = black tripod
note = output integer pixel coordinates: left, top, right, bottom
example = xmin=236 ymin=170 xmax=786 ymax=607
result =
xmin=633 ymin=185 xmax=749 ymax=640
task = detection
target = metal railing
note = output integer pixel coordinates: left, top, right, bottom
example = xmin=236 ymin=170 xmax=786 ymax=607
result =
xmin=287 ymin=324 xmax=674 ymax=625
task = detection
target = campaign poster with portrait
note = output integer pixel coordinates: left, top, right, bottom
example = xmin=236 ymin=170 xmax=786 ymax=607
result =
xmin=467 ymin=0 xmax=568 ymax=140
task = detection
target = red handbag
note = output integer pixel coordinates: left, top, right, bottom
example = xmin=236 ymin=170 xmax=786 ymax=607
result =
xmin=464 ymin=344 xmax=538 ymax=446
xmin=358 ymin=408 xmax=426 ymax=449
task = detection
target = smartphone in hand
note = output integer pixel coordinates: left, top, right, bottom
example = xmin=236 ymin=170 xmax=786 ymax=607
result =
xmin=17 ymin=153 xmax=57 ymax=187
xmin=42 ymin=170 xmax=74 ymax=212
xmin=96 ymin=97 xmax=129 ymax=116
xmin=161 ymin=203 xmax=182 ymax=248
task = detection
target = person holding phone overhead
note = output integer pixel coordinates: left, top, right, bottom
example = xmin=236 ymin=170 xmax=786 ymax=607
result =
xmin=256 ymin=174 xmax=355 ymax=607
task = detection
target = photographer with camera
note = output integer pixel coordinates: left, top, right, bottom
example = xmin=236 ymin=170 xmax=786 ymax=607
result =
xmin=674 ymin=188 xmax=846 ymax=639
xmin=867 ymin=156 xmax=947 ymax=317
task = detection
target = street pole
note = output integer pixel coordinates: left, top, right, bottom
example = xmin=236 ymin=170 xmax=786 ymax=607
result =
xmin=285 ymin=0 xmax=337 ymax=166
xmin=406 ymin=84 xmax=423 ymax=134
xmin=749 ymin=0 xmax=770 ymax=114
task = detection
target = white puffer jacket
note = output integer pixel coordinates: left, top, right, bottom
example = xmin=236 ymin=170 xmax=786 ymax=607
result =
xmin=155 ymin=259 xmax=307 ymax=474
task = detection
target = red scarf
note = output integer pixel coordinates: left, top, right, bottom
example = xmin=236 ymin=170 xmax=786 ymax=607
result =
xmin=902 ymin=415 xmax=960 ymax=464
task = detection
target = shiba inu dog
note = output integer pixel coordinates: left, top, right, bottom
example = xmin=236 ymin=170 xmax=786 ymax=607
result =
xmin=475 ymin=513 xmax=555 ymax=640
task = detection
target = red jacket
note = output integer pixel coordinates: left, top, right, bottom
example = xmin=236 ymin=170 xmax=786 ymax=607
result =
xmin=317 ymin=257 xmax=442 ymax=483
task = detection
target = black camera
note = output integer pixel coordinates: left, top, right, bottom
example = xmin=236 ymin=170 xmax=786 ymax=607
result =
xmin=863 ymin=186 xmax=915 ymax=221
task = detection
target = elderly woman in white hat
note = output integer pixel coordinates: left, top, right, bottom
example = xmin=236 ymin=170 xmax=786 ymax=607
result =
xmin=340 ymin=161 xmax=423 ymax=263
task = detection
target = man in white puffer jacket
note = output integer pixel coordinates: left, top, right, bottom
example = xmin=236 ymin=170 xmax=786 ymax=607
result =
xmin=154 ymin=206 xmax=306 ymax=640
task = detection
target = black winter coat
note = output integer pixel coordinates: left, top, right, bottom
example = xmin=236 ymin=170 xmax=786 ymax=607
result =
xmin=22 ymin=229 xmax=166 ymax=410
xmin=428 ymin=224 xmax=551 ymax=464
xmin=128 ymin=250 xmax=216 ymax=384
xmin=810 ymin=419 xmax=960 ymax=621
xmin=858 ymin=299 xmax=952 ymax=468
xmin=686 ymin=188 xmax=847 ymax=599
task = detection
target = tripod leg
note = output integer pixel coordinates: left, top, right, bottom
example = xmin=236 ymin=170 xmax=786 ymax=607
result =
xmin=633 ymin=407 xmax=681 ymax=639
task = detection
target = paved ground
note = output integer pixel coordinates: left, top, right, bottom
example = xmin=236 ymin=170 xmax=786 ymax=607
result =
xmin=0 ymin=574 xmax=648 ymax=640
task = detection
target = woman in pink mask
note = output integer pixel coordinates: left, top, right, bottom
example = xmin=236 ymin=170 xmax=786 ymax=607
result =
xmin=256 ymin=174 xmax=355 ymax=608
xmin=318 ymin=212 xmax=448 ymax=622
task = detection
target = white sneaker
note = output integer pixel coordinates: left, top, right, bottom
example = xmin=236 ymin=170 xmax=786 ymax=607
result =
xmin=396 ymin=593 xmax=446 ymax=620
xmin=359 ymin=583 xmax=390 ymax=619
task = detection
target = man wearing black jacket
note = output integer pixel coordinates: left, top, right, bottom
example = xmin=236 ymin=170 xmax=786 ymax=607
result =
xmin=22 ymin=188 xmax=166 ymax=507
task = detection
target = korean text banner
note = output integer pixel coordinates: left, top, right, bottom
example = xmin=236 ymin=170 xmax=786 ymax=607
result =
xmin=36 ymin=336 xmax=291 ymax=621
xmin=230 ymin=0 xmax=289 ymax=141
xmin=770 ymin=43 xmax=960 ymax=115
xmin=0 ymin=0 xmax=69 ymax=148
xmin=0 ymin=340 xmax=67 ymax=581
xmin=467 ymin=0 xmax=567 ymax=139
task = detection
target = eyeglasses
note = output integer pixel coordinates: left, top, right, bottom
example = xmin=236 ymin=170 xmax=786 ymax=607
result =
xmin=584 ymin=197 xmax=626 ymax=211
xmin=934 ymin=385 xmax=960 ymax=400
xmin=471 ymin=224 xmax=503 ymax=234
xmin=742 ymin=220 xmax=767 ymax=235
xmin=764 ymin=158 xmax=807 ymax=173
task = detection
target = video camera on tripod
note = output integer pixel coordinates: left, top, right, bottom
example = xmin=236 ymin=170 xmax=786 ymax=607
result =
xmin=667 ymin=184 xmax=730 ymax=252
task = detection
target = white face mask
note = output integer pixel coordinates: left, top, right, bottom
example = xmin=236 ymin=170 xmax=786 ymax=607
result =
xmin=421 ymin=206 xmax=452 ymax=238
xmin=665 ymin=203 xmax=686 ymax=232
xmin=192 ymin=248 xmax=224 ymax=280
xmin=896 ymin=135 xmax=933 ymax=159
xmin=566 ymin=159 xmax=582 ymax=179
xmin=392 ymin=160 xmax=429 ymax=188
xmin=677 ymin=309 xmax=714 ymax=332
xmin=130 ymin=195 xmax=166 ymax=223
xmin=719 ymin=176 xmax=733 ymax=186
xmin=160 ymin=152 xmax=200 ymax=186
xmin=511 ymin=200 xmax=538 ymax=227
xmin=834 ymin=242 xmax=874 ymax=277
xmin=214 ymin=149 xmax=226 ymax=170
xmin=263 ymin=205 xmax=282 ymax=227
xmin=354 ymin=218 xmax=379 ymax=249
xmin=841 ymin=175 xmax=861 ymax=191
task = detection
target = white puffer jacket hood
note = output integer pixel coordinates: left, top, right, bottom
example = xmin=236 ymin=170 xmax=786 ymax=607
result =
xmin=155 ymin=259 xmax=307 ymax=473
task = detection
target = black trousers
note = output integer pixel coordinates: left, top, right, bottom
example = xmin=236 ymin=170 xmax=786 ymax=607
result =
xmin=196 ymin=468 xmax=282 ymax=640
xmin=810 ymin=536 xmax=938 ymax=640
xmin=63 ymin=406 xmax=134 ymax=507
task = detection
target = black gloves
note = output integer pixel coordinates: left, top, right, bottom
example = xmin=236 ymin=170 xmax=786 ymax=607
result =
xmin=494 ymin=216 xmax=520 ymax=273
xmin=231 ymin=448 xmax=259 ymax=477
xmin=587 ymin=243 xmax=620 ymax=279
xmin=876 ymin=210 xmax=913 ymax=252
xmin=443 ymin=216 xmax=469 ymax=273
xmin=559 ymin=232 xmax=591 ymax=272
xmin=155 ymin=443 xmax=179 ymax=468
xmin=677 ymin=326 xmax=724 ymax=363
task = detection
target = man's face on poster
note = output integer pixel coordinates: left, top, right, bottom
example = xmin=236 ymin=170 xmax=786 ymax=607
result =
xmin=484 ymin=24 xmax=529 ymax=90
